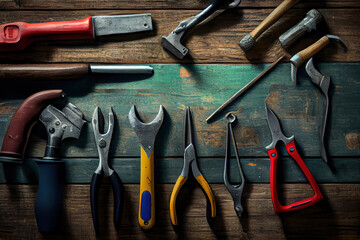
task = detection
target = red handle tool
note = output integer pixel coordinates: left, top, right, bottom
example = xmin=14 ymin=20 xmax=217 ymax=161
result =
xmin=265 ymin=103 xmax=323 ymax=213
xmin=0 ymin=17 xmax=94 ymax=52
xmin=267 ymin=140 xmax=323 ymax=213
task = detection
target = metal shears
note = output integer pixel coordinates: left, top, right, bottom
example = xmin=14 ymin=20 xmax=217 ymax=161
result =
xmin=265 ymin=103 xmax=323 ymax=213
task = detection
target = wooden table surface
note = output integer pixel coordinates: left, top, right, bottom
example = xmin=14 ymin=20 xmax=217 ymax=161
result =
xmin=0 ymin=1 xmax=359 ymax=239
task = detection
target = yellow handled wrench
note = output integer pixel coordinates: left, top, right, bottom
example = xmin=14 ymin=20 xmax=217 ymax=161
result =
xmin=128 ymin=105 xmax=164 ymax=230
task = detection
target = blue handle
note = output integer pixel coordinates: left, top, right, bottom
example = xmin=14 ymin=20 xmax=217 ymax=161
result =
xmin=35 ymin=160 xmax=64 ymax=233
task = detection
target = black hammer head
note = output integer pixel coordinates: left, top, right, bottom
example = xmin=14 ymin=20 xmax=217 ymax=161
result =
xmin=128 ymin=105 xmax=164 ymax=158
xmin=162 ymin=31 xmax=188 ymax=59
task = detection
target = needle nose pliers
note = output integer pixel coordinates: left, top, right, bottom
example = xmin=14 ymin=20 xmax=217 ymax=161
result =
xmin=169 ymin=107 xmax=216 ymax=228
xmin=90 ymin=107 xmax=123 ymax=234
xmin=265 ymin=103 xmax=323 ymax=213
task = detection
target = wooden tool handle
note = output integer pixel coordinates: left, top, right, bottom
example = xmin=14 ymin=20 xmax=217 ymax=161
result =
xmin=251 ymin=0 xmax=300 ymax=39
xmin=290 ymin=36 xmax=330 ymax=67
xmin=138 ymin=147 xmax=155 ymax=230
xmin=0 ymin=64 xmax=89 ymax=80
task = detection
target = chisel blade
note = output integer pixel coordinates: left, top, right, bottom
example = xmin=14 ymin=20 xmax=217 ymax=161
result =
xmin=92 ymin=14 xmax=153 ymax=36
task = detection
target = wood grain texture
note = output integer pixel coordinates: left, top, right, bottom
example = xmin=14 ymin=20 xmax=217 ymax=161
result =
xmin=0 ymin=9 xmax=358 ymax=63
xmin=1 ymin=0 xmax=360 ymax=10
xmin=0 ymin=63 xmax=358 ymax=158
xmin=0 ymin=184 xmax=358 ymax=239
xmin=0 ymin=157 xmax=359 ymax=184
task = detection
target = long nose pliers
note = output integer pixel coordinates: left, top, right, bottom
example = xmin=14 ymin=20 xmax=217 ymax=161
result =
xmin=90 ymin=107 xmax=123 ymax=234
xmin=169 ymin=107 xmax=216 ymax=228
xmin=265 ymin=103 xmax=323 ymax=213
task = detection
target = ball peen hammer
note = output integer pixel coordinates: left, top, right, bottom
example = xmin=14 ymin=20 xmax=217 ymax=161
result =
xmin=239 ymin=0 xmax=301 ymax=52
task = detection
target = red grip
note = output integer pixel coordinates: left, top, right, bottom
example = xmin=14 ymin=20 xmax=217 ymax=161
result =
xmin=0 ymin=16 xmax=94 ymax=52
xmin=268 ymin=140 xmax=323 ymax=213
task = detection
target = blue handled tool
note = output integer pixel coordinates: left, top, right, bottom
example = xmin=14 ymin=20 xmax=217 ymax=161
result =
xmin=91 ymin=107 xmax=123 ymax=235
xmin=35 ymin=103 xmax=85 ymax=233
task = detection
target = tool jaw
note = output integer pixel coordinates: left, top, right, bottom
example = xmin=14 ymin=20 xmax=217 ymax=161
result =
xmin=128 ymin=105 xmax=164 ymax=158
xmin=265 ymin=103 xmax=294 ymax=150
xmin=92 ymin=107 xmax=115 ymax=176
xmin=39 ymin=104 xmax=85 ymax=159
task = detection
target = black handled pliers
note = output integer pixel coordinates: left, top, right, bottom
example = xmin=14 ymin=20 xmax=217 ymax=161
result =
xmin=224 ymin=111 xmax=245 ymax=219
xmin=90 ymin=107 xmax=123 ymax=235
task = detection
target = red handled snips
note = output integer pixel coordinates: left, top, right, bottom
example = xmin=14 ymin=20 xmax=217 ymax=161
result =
xmin=264 ymin=103 xmax=323 ymax=213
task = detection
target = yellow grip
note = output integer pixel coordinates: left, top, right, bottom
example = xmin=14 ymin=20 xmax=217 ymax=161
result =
xmin=138 ymin=147 xmax=155 ymax=230
xmin=195 ymin=175 xmax=216 ymax=218
xmin=169 ymin=176 xmax=187 ymax=226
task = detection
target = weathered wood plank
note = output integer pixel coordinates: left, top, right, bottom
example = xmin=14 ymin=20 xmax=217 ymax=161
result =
xmin=1 ymin=0 xmax=359 ymax=10
xmin=0 ymin=9 xmax=357 ymax=63
xmin=0 ymin=63 xmax=358 ymax=158
xmin=0 ymin=184 xmax=358 ymax=239
xmin=0 ymin=157 xmax=358 ymax=184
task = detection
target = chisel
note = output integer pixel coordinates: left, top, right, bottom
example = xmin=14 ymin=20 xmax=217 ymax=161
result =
xmin=0 ymin=64 xmax=154 ymax=80
xmin=0 ymin=14 xmax=153 ymax=52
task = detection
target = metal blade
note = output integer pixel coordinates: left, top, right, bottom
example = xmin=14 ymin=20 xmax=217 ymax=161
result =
xmin=90 ymin=65 xmax=153 ymax=75
xmin=265 ymin=103 xmax=294 ymax=150
xmin=93 ymin=14 xmax=153 ymax=36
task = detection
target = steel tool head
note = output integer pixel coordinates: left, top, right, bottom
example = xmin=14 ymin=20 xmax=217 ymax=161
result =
xmin=128 ymin=105 xmax=164 ymax=158
xmin=265 ymin=103 xmax=294 ymax=150
xmin=92 ymin=107 xmax=115 ymax=176
xmin=40 ymin=103 xmax=85 ymax=141
xmin=305 ymin=58 xmax=331 ymax=93
xmin=161 ymin=31 xmax=188 ymax=59
xmin=92 ymin=14 xmax=153 ymax=37
xmin=326 ymin=35 xmax=348 ymax=52
xmin=239 ymin=34 xmax=255 ymax=52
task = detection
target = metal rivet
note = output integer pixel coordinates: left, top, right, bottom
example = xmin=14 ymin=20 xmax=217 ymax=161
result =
xmin=99 ymin=139 xmax=106 ymax=148
xmin=62 ymin=124 xmax=67 ymax=130
xmin=290 ymin=148 xmax=294 ymax=152
xmin=49 ymin=127 xmax=55 ymax=134
xmin=55 ymin=121 xmax=60 ymax=126
xmin=271 ymin=153 xmax=276 ymax=157
xmin=144 ymin=221 xmax=149 ymax=225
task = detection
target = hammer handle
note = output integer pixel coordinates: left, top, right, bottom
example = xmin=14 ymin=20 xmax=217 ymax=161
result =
xmin=290 ymin=36 xmax=330 ymax=67
xmin=138 ymin=147 xmax=155 ymax=230
xmin=0 ymin=17 xmax=94 ymax=52
xmin=0 ymin=64 xmax=89 ymax=80
xmin=251 ymin=0 xmax=300 ymax=39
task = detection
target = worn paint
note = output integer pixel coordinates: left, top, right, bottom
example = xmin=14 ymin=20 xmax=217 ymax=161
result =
xmin=345 ymin=133 xmax=360 ymax=150
xmin=180 ymin=67 xmax=192 ymax=78
xmin=249 ymin=163 xmax=256 ymax=166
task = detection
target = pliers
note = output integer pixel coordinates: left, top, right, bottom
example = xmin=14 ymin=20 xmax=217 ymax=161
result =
xmin=265 ymin=103 xmax=323 ymax=213
xmin=90 ymin=107 xmax=123 ymax=234
xmin=224 ymin=110 xmax=245 ymax=219
xmin=169 ymin=107 xmax=216 ymax=228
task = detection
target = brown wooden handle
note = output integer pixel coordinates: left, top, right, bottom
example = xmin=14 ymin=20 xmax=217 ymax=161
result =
xmin=0 ymin=64 xmax=89 ymax=80
xmin=0 ymin=90 xmax=64 ymax=160
xmin=251 ymin=0 xmax=301 ymax=39
xmin=290 ymin=36 xmax=330 ymax=67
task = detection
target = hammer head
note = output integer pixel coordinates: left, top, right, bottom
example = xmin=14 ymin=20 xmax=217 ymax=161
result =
xmin=162 ymin=31 xmax=188 ymax=59
xmin=128 ymin=105 xmax=164 ymax=157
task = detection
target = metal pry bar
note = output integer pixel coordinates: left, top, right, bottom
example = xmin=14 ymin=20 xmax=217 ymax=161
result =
xmin=305 ymin=58 xmax=330 ymax=164
xmin=161 ymin=0 xmax=240 ymax=59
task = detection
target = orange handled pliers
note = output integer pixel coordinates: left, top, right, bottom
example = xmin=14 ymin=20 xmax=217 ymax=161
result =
xmin=169 ymin=107 xmax=216 ymax=228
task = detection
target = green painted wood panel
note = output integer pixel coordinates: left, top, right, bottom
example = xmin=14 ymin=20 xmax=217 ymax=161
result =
xmin=0 ymin=157 xmax=358 ymax=184
xmin=0 ymin=63 xmax=358 ymax=159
